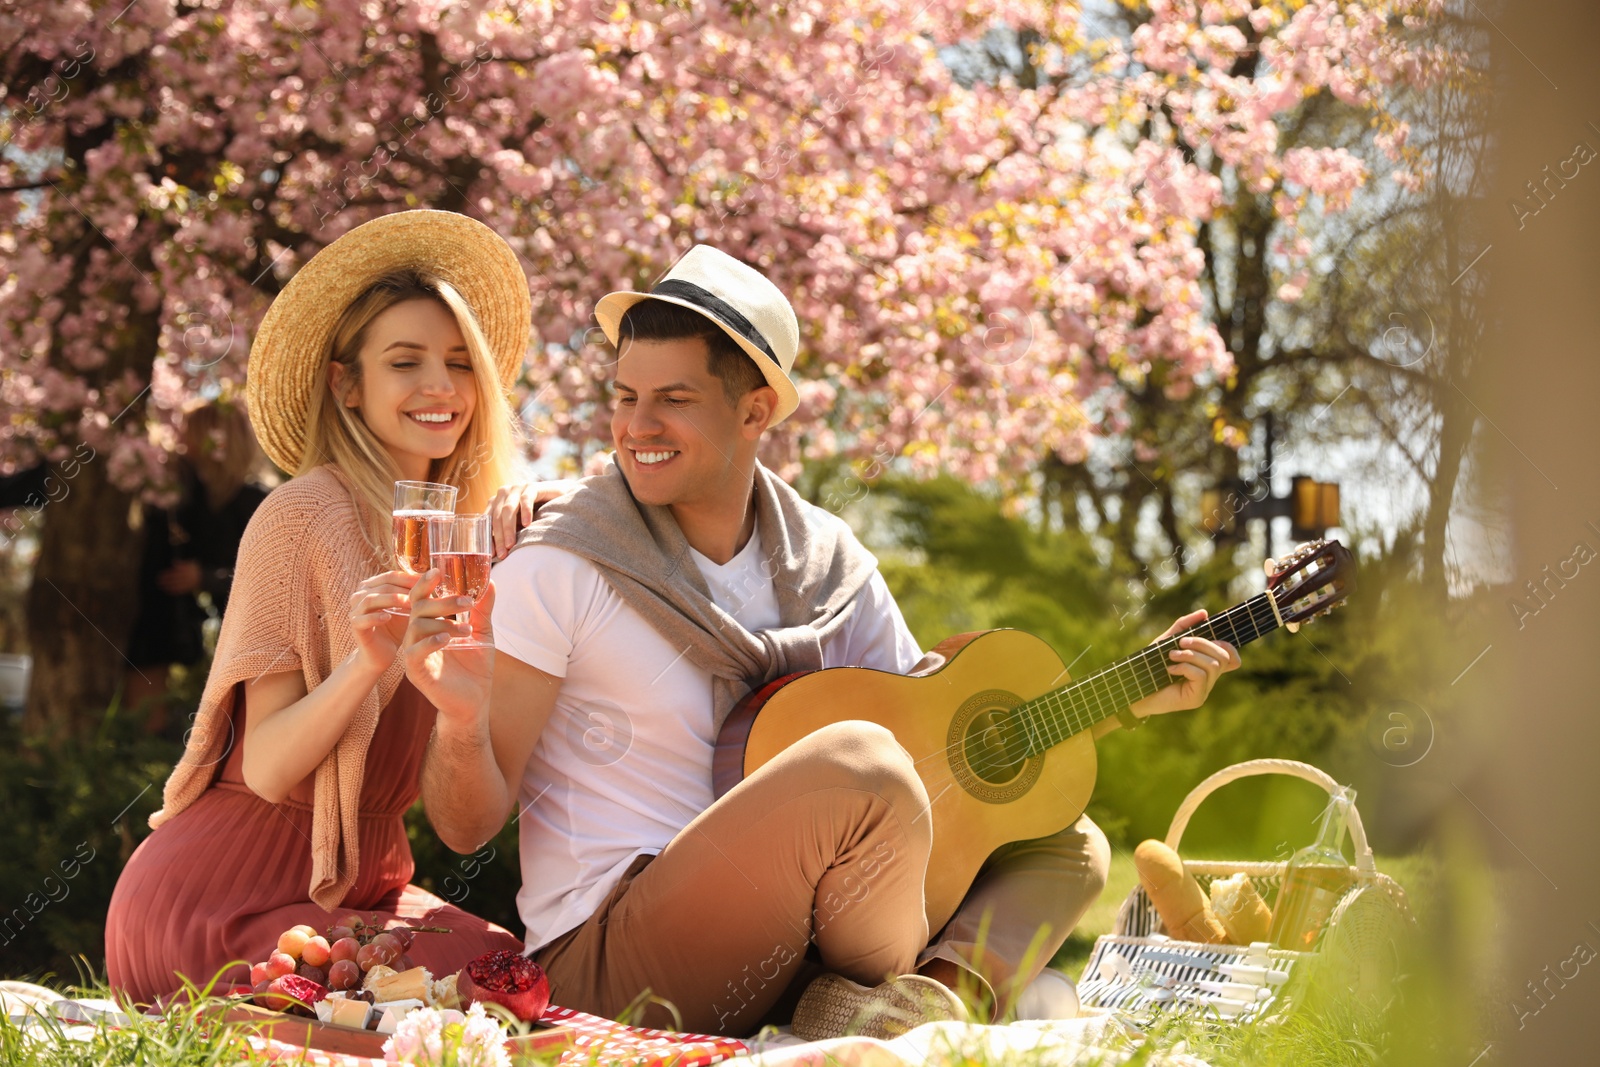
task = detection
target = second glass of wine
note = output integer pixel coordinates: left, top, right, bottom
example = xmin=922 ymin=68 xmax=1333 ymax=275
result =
xmin=427 ymin=513 xmax=493 ymax=650
xmin=391 ymin=481 xmax=458 ymax=615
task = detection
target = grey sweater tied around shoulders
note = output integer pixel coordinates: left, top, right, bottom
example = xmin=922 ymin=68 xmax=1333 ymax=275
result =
xmin=511 ymin=456 xmax=880 ymax=733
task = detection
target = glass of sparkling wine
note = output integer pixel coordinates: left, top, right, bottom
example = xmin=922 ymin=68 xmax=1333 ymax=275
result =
xmin=427 ymin=513 xmax=493 ymax=650
xmin=391 ymin=481 xmax=458 ymax=615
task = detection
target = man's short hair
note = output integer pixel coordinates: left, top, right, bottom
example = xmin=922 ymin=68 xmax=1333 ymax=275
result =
xmin=616 ymin=299 xmax=767 ymax=405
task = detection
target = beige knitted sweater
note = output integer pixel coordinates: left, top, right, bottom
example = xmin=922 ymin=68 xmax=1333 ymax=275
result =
xmin=149 ymin=464 xmax=405 ymax=910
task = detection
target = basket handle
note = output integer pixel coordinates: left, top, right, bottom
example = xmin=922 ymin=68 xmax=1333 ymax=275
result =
xmin=1163 ymin=758 xmax=1377 ymax=876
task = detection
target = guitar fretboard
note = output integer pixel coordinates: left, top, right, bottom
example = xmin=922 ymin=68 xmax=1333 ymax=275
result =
xmin=1010 ymin=592 xmax=1282 ymax=756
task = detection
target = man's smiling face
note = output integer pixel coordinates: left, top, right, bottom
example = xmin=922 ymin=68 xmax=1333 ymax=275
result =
xmin=610 ymin=336 xmax=755 ymax=513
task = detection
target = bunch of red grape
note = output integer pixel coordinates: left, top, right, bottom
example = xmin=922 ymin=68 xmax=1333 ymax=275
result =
xmin=248 ymin=914 xmax=424 ymax=1001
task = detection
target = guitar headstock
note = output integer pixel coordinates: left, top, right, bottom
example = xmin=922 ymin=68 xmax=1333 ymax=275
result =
xmin=1266 ymin=539 xmax=1355 ymax=632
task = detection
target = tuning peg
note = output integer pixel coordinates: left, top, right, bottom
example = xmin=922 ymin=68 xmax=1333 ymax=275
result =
xmin=1286 ymin=621 xmax=1300 ymax=633
xmin=1288 ymin=540 xmax=1323 ymax=563
xmin=1264 ymin=557 xmax=1279 ymax=578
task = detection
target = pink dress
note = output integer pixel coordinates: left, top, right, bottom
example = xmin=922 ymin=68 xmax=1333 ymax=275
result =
xmin=106 ymin=677 xmax=522 ymax=1003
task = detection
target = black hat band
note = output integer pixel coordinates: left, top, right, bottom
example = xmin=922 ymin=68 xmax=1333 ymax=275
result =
xmin=644 ymin=279 xmax=779 ymax=365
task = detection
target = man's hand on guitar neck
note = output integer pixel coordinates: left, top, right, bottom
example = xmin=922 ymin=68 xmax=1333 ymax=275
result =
xmin=1125 ymin=609 xmax=1241 ymax=724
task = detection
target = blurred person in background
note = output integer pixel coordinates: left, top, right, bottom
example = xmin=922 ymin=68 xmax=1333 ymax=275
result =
xmin=124 ymin=398 xmax=272 ymax=734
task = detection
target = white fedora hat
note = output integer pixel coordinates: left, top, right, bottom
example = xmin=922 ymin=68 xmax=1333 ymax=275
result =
xmin=593 ymin=246 xmax=801 ymax=424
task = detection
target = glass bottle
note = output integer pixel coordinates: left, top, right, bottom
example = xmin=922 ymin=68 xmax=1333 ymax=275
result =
xmin=1269 ymin=786 xmax=1358 ymax=950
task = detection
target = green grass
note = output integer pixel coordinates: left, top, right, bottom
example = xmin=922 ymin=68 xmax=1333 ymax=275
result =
xmin=0 ymin=975 xmax=570 ymax=1067
xmin=0 ymin=978 xmax=266 ymax=1067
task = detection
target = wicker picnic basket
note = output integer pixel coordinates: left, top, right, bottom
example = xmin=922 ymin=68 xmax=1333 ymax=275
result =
xmin=1078 ymin=758 xmax=1413 ymax=1021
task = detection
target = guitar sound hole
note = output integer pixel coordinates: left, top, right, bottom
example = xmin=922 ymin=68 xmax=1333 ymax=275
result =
xmin=962 ymin=707 xmax=1028 ymax=785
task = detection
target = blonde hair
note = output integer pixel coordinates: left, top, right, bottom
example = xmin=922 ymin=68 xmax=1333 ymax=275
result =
xmin=297 ymin=271 xmax=522 ymax=560
xmin=183 ymin=398 xmax=266 ymax=509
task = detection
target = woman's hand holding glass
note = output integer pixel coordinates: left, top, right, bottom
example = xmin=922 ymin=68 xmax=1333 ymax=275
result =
xmin=348 ymin=570 xmax=422 ymax=673
xmin=401 ymin=568 xmax=494 ymax=725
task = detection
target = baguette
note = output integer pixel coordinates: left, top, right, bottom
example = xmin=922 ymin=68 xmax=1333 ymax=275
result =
xmin=1133 ymin=839 xmax=1228 ymax=943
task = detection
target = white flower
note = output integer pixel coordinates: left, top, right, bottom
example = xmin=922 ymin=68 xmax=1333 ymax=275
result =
xmin=456 ymin=1005 xmax=512 ymax=1067
xmin=383 ymin=1007 xmax=444 ymax=1064
xmin=382 ymin=1004 xmax=509 ymax=1067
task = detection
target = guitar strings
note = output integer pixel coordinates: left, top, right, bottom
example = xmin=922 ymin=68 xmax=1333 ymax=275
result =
xmin=915 ymin=549 xmax=1339 ymax=789
xmin=957 ymin=594 xmax=1277 ymax=785
xmin=908 ymin=592 xmax=1281 ymax=789
xmin=903 ymin=592 xmax=1267 ymax=780
xmin=1013 ymin=594 xmax=1276 ymax=752
xmin=976 ymin=594 xmax=1276 ymax=780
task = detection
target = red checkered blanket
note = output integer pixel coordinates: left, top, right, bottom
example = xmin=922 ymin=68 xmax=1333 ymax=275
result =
xmin=542 ymin=1005 xmax=749 ymax=1066
xmin=245 ymin=1003 xmax=749 ymax=1066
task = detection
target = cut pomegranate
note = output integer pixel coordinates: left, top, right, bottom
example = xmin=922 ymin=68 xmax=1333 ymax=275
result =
xmin=258 ymin=974 xmax=330 ymax=1016
xmin=455 ymin=950 xmax=550 ymax=1021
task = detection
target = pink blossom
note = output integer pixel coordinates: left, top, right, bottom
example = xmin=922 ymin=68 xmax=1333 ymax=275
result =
xmin=0 ymin=0 xmax=1460 ymax=498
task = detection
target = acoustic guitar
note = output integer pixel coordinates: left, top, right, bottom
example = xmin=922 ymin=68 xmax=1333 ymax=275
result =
xmin=712 ymin=539 xmax=1355 ymax=931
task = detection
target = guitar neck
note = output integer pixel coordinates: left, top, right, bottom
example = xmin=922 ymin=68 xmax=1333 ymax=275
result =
xmin=1012 ymin=592 xmax=1282 ymax=755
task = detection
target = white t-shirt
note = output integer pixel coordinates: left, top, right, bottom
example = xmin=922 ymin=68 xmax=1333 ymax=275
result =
xmin=492 ymin=526 xmax=923 ymax=950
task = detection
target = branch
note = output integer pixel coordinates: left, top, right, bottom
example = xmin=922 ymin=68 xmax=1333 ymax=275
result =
xmin=1364 ymin=397 xmax=1435 ymax=482
xmin=1275 ymin=345 xmax=1436 ymax=388
xmin=0 ymin=177 xmax=61 ymax=194
xmin=629 ymin=122 xmax=672 ymax=178
xmin=479 ymin=54 xmax=554 ymax=66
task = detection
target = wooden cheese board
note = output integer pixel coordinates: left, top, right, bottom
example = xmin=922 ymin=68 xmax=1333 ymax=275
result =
xmin=215 ymin=1001 xmax=575 ymax=1060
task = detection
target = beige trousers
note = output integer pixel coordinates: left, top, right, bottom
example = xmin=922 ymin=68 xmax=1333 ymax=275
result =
xmin=532 ymin=721 xmax=1110 ymax=1036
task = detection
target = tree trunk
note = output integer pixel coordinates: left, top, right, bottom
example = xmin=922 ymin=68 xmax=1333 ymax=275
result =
xmin=23 ymin=456 xmax=143 ymax=743
xmin=19 ymin=203 xmax=162 ymax=744
xmin=1419 ymin=188 xmax=1480 ymax=603
xmin=1418 ymin=398 xmax=1468 ymax=602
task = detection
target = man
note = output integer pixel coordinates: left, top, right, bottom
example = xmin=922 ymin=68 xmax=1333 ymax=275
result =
xmin=409 ymin=246 xmax=1241 ymax=1037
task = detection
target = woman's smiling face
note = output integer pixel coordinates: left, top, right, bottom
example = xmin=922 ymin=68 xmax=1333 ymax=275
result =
xmin=333 ymin=297 xmax=477 ymax=480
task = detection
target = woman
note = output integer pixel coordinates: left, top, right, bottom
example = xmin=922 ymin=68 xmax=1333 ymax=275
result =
xmin=107 ymin=210 xmax=528 ymax=1003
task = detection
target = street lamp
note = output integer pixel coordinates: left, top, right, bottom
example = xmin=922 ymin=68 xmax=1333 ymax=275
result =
xmin=1291 ymin=475 xmax=1340 ymax=542
xmin=1200 ymin=414 xmax=1341 ymax=556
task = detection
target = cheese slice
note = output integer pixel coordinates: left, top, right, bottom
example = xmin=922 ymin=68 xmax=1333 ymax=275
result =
xmin=326 ymin=996 xmax=374 ymax=1030
xmin=374 ymin=999 xmax=426 ymax=1035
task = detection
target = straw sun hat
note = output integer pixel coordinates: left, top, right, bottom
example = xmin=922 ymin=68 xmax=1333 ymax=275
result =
xmin=594 ymin=245 xmax=802 ymax=425
xmin=246 ymin=210 xmax=531 ymax=473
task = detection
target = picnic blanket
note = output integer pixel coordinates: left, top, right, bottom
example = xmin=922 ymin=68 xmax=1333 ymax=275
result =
xmin=542 ymin=1004 xmax=748 ymax=1066
xmin=1 ymin=983 xmax=1210 ymax=1067
xmin=0 ymin=985 xmax=747 ymax=1067
xmin=236 ymin=1004 xmax=747 ymax=1066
